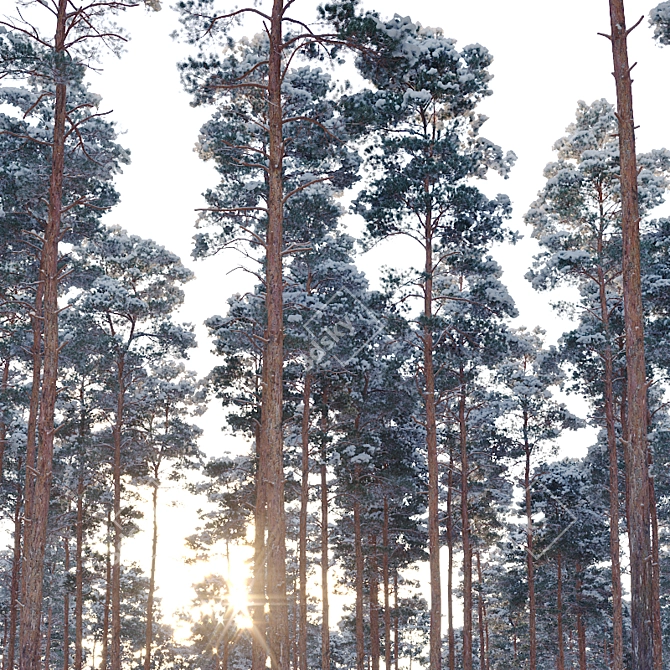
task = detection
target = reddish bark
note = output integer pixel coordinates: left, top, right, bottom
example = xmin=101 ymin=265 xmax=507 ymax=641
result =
xmin=383 ymin=499 xmax=391 ymax=670
xmin=63 ymin=538 xmax=70 ymax=670
xmin=320 ymin=403 xmax=330 ymax=670
xmin=459 ymin=378 xmax=473 ymax=670
xmin=446 ymin=447 xmax=455 ymax=670
xmin=369 ymin=534 xmax=380 ymax=670
xmin=298 ymin=374 xmax=311 ymax=670
xmin=576 ymin=564 xmax=586 ymax=670
xmin=7 ymin=459 xmax=22 ymax=670
xmin=19 ymin=2 xmax=67 ymax=667
xmin=75 ymin=465 xmax=84 ymax=670
xmin=354 ymin=498 xmax=365 ymax=670
xmin=607 ymin=3 xmax=654 ymax=668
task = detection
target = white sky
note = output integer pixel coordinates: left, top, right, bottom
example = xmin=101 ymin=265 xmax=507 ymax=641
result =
xmin=86 ymin=0 xmax=670 ymax=634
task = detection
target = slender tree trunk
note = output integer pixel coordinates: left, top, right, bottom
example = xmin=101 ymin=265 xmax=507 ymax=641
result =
xmin=252 ymin=424 xmax=267 ymax=670
xmin=557 ymin=553 xmax=565 ymax=670
xmin=423 ymin=214 xmax=442 ymax=670
xmin=596 ymin=265 xmax=625 ymax=670
xmin=100 ymin=510 xmax=112 ymax=670
xmin=459 ymin=378 xmax=472 ymax=670
xmin=608 ymin=4 xmax=654 ymax=668
xmin=523 ymin=412 xmax=537 ymax=670
xmin=298 ymin=375 xmax=311 ymax=670
xmin=74 ymin=466 xmax=84 ymax=670
xmin=648 ymin=461 xmax=663 ymax=670
xmin=110 ymin=359 xmax=125 ymax=670
xmin=475 ymin=553 xmax=486 ymax=670
xmin=446 ymin=447 xmax=455 ymax=670
xmin=63 ymin=538 xmax=70 ymax=670
xmin=8 ymin=460 xmax=23 ymax=670
xmin=393 ymin=571 xmax=399 ymax=670
xmin=144 ymin=479 xmax=159 ymax=670
xmin=383 ymin=499 xmax=391 ymax=670
xmin=0 ymin=357 xmax=10 ymax=480
xmin=354 ymin=499 xmax=365 ymax=670
xmin=369 ymin=534 xmax=380 ymax=670
xmin=320 ymin=406 xmax=330 ymax=670
xmin=262 ymin=3 xmax=289 ymax=667
xmin=19 ymin=3 xmax=67 ymax=668
xmin=576 ymin=563 xmax=586 ymax=670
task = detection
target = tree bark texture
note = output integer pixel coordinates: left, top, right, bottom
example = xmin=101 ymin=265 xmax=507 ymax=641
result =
xmin=446 ymin=448 xmax=455 ymax=670
xmin=354 ymin=499 xmax=365 ymax=670
xmin=460 ymin=381 xmax=472 ymax=670
xmin=19 ymin=1 xmax=67 ymax=666
xmin=144 ymin=480 xmax=159 ymax=670
xmin=383 ymin=499 xmax=391 ymax=670
xmin=262 ymin=3 xmax=289 ymax=668
xmin=298 ymin=375 xmax=311 ymax=670
xmin=607 ymin=4 xmax=654 ymax=668
xmin=320 ymin=405 xmax=330 ymax=670
xmin=369 ymin=534 xmax=380 ymax=670
xmin=557 ymin=554 xmax=565 ymax=670
xmin=8 ymin=460 xmax=22 ymax=670
xmin=523 ymin=412 xmax=537 ymax=670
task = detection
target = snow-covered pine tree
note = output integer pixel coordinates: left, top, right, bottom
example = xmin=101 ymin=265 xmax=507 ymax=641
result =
xmin=323 ymin=8 xmax=515 ymax=667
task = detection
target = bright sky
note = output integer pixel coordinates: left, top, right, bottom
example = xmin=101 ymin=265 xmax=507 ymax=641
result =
xmin=89 ymin=0 xmax=670 ymax=632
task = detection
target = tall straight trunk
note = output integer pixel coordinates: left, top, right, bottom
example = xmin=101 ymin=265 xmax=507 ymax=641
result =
xmin=298 ymin=374 xmax=311 ymax=670
xmin=475 ymin=553 xmax=486 ymax=670
xmin=63 ymin=538 xmax=70 ymax=670
xmin=20 ymin=4 xmax=67 ymax=668
xmin=459 ymin=378 xmax=472 ymax=670
xmin=557 ymin=554 xmax=565 ymax=670
xmin=648 ymin=462 xmax=663 ymax=670
xmin=252 ymin=424 xmax=267 ymax=670
xmin=8 ymin=460 xmax=23 ymax=670
xmin=110 ymin=359 xmax=125 ymax=670
xmin=262 ymin=2 xmax=289 ymax=667
xmin=608 ymin=4 xmax=654 ymax=668
xmin=423 ymin=214 xmax=442 ymax=670
xmin=320 ymin=407 xmax=330 ymax=670
xmin=383 ymin=499 xmax=391 ymax=670
xmin=143 ymin=479 xmax=159 ymax=670
xmin=523 ymin=411 xmax=537 ymax=670
xmin=597 ymin=264 xmax=625 ymax=670
xmin=393 ymin=571 xmax=399 ymax=670
xmin=0 ymin=357 xmax=10 ymax=480
xmin=354 ymin=499 xmax=365 ymax=670
xmin=369 ymin=534 xmax=380 ymax=670
xmin=446 ymin=448 xmax=455 ymax=670
xmin=576 ymin=563 xmax=586 ymax=670
xmin=74 ymin=466 xmax=84 ymax=670
xmin=100 ymin=510 xmax=112 ymax=670
xmin=23 ymin=276 xmax=43 ymax=524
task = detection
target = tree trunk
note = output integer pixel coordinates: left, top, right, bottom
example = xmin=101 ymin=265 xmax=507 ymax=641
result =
xmin=576 ymin=563 xmax=586 ymax=670
xmin=557 ymin=553 xmax=565 ymax=670
xmin=144 ymin=479 xmax=159 ymax=670
xmin=475 ymin=553 xmax=485 ymax=670
xmin=459 ymin=378 xmax=472 ymax=670
xmin=383 ymin=499 xmax=391 ymax=670
xmin=100 ymin=510 xmax=112 ymax=670
xmin=523 ymin=411 xmax=537 ymax=670
xmin=446 ymin=447 xmax=455 ymax=670
xmin=74 ymin=466 xmax=84 ymax=670
xmin=111 ymin=358 xmax=125 ymax=670
xmin=8 ymin=460 xmax=23 ymax=670
xmin=252 ymin=424 xmax=267 ymax=670
xmin=298 ymin=374 xmax=311 ymax=670
xmin=648 ymin=461 xmax=663 ymax=670
xmin=320 ymin=406 xmax=330 ymax=670
xmin=0 ymin=357 xmax=10 ymax=481
xmin=423 ymin=212 xmax=442 ymax=670
xmin=354 ymin=499 xmax=365 ymax=670
xmin=393 ymin=571 xmax=399 ymax=670
xmin=262 ymin=2 xmax=289 ymax=667
xmin=19 ymin=3 xmax=67 ymax=668
xmin=63 ymin=538 xmax=70 ymax=670
xmin=596 ymin=266 xmax=624 ymax=670
xmin=369 ymin=534 xmax=380 ymax=670
xmin=608 ymin=4 xmax=654 ymax=668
